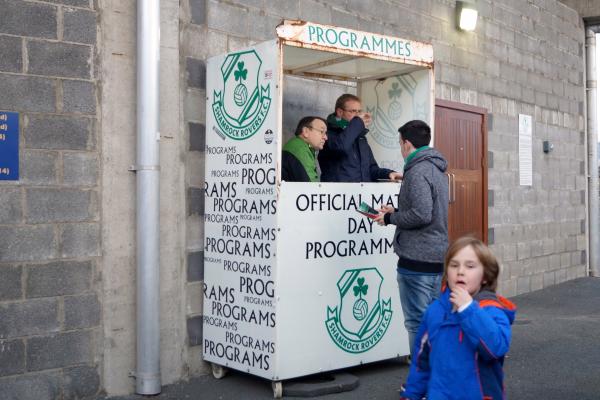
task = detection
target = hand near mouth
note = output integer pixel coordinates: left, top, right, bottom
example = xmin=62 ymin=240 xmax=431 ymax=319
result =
xmin=450 ymin=286 xmax=473 ymax=311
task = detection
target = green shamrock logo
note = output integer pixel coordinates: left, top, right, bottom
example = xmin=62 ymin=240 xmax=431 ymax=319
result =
xmin=388 ymin=82 xmax=402 ymax=99
xmin=234 ymin=61 xmax=248 ymax=82
xmin=233 ymin=61 xmax=249 ymax=107
xmin=352 ymin=277 xmax=369 ymax=321
xmin=353 ymin=277 xmax=369 ymax=299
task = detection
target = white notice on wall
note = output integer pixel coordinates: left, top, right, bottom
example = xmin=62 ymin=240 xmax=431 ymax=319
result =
xmin=518 ymin=114 xmax=533 ymax=186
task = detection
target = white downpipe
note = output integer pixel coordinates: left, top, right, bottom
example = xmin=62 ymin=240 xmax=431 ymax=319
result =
xmin=135 ymin=0 xmax=161 ymax=394
xmin=586 ymin=28 xmax=599 ymax=277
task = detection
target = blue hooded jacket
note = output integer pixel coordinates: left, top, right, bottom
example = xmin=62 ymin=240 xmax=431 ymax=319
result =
xmin=401 ymin=289 xmax=517 ymax=400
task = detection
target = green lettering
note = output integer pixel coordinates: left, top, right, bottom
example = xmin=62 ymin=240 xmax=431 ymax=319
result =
xmin=325 ymin=28 xmax=338 ymax=45
xmin=405 ymin=42 xmax=412 ymax=57
xmin=397 ymin=41 xmax=405 ymax=56
xmin=372 ymin=36 xmax=383 ymax=52
xmin=350 ymin=32 xmax=358 ymax=48
xmin=308 ymin=25 xmax=316 ymax=41
xmin=385 ymin=38 xmax=397 ymax=55
xmin=316 ymin=26 xmax=325 ymax=43
xmin=338 ymin=30 xmax=349 ymax=47
xmin=360 ymin=35 xmax=371 ymax=51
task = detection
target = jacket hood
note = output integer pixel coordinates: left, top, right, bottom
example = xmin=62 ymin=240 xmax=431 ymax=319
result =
xmin=440 ymin=288 xmax=517 ymax=324
xmin=404 ymin=147 xmax=447 ymax=173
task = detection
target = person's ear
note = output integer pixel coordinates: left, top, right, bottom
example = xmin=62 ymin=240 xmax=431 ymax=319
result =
xmin=299 ymin=127 xmax=308 ymax=139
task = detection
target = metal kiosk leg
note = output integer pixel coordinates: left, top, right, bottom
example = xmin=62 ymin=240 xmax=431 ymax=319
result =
xmin=272 ymin=381 xmax=283 ymax=398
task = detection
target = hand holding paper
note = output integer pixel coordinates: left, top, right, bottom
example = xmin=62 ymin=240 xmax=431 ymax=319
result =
xmin=374 ymin=204 xmax=394 ymax=226
xmin=357 ymin=201 xmax=380 ymax=219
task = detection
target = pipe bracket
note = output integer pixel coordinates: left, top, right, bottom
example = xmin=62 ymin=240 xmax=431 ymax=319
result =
xmin=129 ymin=164 xmax=161 ymax=172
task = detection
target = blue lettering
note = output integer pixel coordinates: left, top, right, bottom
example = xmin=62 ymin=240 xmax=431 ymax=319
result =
xmin=405 ymin=42 xmax=412 ymax=57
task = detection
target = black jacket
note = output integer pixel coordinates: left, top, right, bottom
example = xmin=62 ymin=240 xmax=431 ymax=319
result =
xmin=318 ymin=114 xmax=392 ymax=182
xmin=281 ymin=151 xmax=310 ymax=182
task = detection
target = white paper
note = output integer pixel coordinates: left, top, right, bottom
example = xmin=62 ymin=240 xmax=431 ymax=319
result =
xmin=519 ymin=114 xmax=533 ymax=186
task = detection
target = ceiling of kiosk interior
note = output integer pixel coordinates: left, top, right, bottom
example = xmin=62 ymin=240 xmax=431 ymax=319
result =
xmin=282 ymin=44 xmax=427 ymax=82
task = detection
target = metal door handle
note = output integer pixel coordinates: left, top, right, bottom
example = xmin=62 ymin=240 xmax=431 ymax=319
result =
xmin=448 ymin=173 xmax=456 ymax=204
xmin=447 ymin=173 xmax=451 ymax=203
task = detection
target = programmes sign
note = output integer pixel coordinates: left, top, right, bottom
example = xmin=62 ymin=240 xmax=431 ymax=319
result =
xmin=277 ymin=21 xmax=433 ymax=64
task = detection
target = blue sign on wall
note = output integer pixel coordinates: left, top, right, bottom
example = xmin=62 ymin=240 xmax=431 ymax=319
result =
xmin=0 ymin=111 xmax=19 ymax=180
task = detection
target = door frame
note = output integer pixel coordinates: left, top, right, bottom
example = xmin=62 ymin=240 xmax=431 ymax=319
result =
xmin=435 ymin=99 xmax=489 ymax=244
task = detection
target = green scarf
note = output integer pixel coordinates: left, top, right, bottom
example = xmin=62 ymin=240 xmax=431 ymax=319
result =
xmin=327 ymin=113 xmax=349 ymax=129
xmin=404 ymin=146 xmax=429 ymax=170
xmin=283 ymin=136 xmax=318 ymax=182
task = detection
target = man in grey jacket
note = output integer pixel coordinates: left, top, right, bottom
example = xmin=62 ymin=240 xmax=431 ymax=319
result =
xmin=375 ymin=119 xmax=449 ymax=360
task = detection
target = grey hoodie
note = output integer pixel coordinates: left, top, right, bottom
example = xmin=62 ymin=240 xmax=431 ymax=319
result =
xmin=386 ymin=147 xmax=449 ymax=272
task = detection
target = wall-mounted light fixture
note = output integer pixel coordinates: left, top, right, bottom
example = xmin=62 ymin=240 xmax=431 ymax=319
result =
xmin=456 ymin=0 xmax=478 ymax=31
xmin=543 ymin=140 xmax=554 ymax=153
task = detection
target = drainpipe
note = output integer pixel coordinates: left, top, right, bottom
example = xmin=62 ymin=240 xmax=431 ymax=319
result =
xmin=135 ymin=0 xmax=161 ymax=394
xmin=586 ymin=27 xmax=599 ymax=277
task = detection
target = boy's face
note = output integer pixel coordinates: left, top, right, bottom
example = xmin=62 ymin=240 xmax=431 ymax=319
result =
xmin=447 ymin=245 xmax=485 ymax=296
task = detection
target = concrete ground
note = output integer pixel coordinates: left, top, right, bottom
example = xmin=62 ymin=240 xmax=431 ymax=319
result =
xmin=101 ymin=277 xmax=600 ymax=400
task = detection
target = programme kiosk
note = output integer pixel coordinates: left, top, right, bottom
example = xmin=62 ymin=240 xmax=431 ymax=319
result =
xmin=203 ymin=20 xmax=434 ymax=398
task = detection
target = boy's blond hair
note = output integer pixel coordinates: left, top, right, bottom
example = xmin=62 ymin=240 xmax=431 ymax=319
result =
xmin=442 ymin=236 xmax=500 ymax=292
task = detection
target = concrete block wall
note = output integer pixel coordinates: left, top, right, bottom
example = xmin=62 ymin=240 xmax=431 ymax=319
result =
xmin=181 ymin=0 xmax=587 ymax=377
xmin=448 ymin=1 xmax=587 ymax=296
xmin=561 ymin=0 xmax=600 ymax=20
xmin=0 ymin=0 xmax=101 ymax=398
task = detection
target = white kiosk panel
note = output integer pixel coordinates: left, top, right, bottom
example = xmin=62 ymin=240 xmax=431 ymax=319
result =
xmin=203 ymin=40 xmax=280 ymax=379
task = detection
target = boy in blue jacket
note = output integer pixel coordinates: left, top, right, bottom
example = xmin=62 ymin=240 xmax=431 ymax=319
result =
xmin=400 ymin=236 xmax=517 ymax=400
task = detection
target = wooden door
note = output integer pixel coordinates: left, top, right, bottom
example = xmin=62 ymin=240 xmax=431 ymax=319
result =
xmin=434 ymin=100 xmax=488 ymax=244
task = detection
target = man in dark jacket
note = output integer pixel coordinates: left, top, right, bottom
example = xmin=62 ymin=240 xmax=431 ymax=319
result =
xmin=375 ymin=119 xmax=449 ymax=360
xmin=281 ymin=116 xmax=327 ymax=182
xmin=318 ymin=94 xmax=402 ymax=182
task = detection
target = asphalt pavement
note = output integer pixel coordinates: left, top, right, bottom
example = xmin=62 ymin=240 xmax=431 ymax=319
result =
xmin=101 ymin=277 xmax=600 ymax=400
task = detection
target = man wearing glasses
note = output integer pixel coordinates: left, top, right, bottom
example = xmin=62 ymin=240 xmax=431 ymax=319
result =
xmin=281 ymin=116 xmax=328 ymax=182
xmin=319 ymin=94 xmax=403 ymax=182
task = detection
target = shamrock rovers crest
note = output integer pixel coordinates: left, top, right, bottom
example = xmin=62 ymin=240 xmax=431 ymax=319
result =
xmin=325 ymin=268 xmax=392 ymax=354
xmin=366 ymin=73 xmax=428 ymax=148
xmin=212 ymin=50 xmax=272 ymax=140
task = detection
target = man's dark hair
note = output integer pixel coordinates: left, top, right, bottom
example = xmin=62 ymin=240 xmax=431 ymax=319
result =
xmin=334 ymin=94 xmax=360 ymax=111
xmin=294 ymin=116 xmax=326 ymax=136
xmin=398 ymin=120 xmax=431 ymax=148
